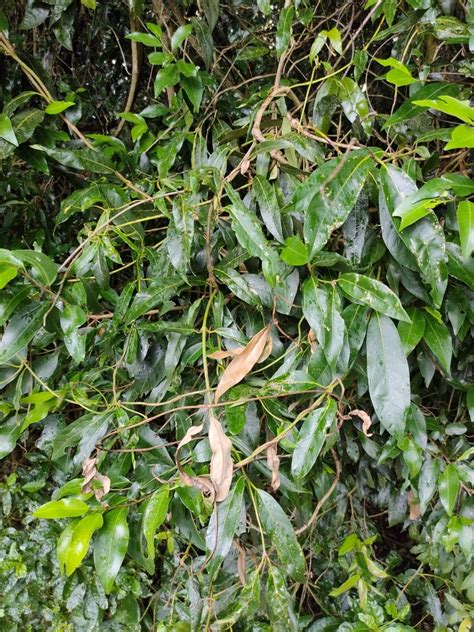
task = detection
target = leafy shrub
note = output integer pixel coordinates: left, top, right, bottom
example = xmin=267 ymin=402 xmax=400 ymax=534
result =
xmin=0 ymin=0 xmax=473 ymax=629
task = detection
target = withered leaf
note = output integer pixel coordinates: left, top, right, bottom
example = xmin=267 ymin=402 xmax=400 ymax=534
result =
xmin=81 ymin=456 xmax=111 ymax=502
xmin=266 ymin=444 xmax=280 ymax=491
xmin=348 ymin=409 xmax=373 ymax=437
xmin=209 ymin=414 xmax=233 ymax=501
xmin=175 ymin=422 xmax=215 ymax=501
xmin=214 ymin=324 xmax=271 ymax=403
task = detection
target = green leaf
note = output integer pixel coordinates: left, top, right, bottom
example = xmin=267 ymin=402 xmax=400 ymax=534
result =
xmin=438 ymin=464 xmax=459 ymax=516
xmin=0 ymin=417 xmax=24 ymax=459
xmin=171 ymin=24 xmax=192 ymax=50
xmin=423 ymin=312 xmax=452 ymax=374
xmin=182 ymin=75 xmax=204 ymax=113
xmin=467 ymin=387 xmax=474 ymax=423
xmin=33 ymin=498 xmax=89 ymax=519
xmin=0 ymin=264 xmax=18 ymax=289
xmin=143 ymin=486 xmax=169 ymax=563
xmin=253 ymin=176 xmax=284 ymax=243
xmin=266 ymin=567 xmax=298 ymax=632
xmin=94 ymin=508 xmax=129 ymax=594
xmin=256 ymin=489 xmax=306 ymax=582
xmin=205 ymin=478 xmax=245 ymax=577
xmin=57 ymin=521 xmax=78 ymax=574
xmin=0 ymin=302 xmax=50 ymax=364
xmin=225 ymin=184 xmax=281 ymax=286
xmin=419 ymin=456 xmax=439 ymax=514
xmin=154 ymin=65 xmax=180 ymax=98
xmin=380 ymin=164 xmax=448 ymax=308
xmin=0 ymin=113 xmax=18 ymax=146
xmin=275 ymin=6 xmax=294 ymax=57
xmin=303 ymin=278 xmax=345 ymax=369
xmin=281 ymin=236 xmax=309 ymax=265
xmin=329 ymin=573 xmax=361 ymax=597
xmin=126 ymin=31 xmax=161 ymax=46
xmin=338 ymin=273 xmax=411 ymax=322
xmin=65 ymin=513 xmax=104 ymax=576
xmin=60 ymin=304 xmax=87 ymax=363
xmin=457 ymin=201 xmax=474 ymax=260
xmin=31 ymin=145 xmax=115 ymax=174
xmin=12 ymin=250 xmax=58 ymax=286
xmin=291 ymin=399 xmax=337 ymax=479
xmin=445 ymin=124 xmax=474 ymax=150
xmin=383 ymin=82 xmax=461 ymax=128
xmin=376 ymin=57 xmax=417 ymax=86
xmin=295 ymin=149 xmax=373 ymax=257
xmin=398 ymin=308 xmax=425 ymax=355
xmin=323 ymin=26 xmax=342 ymax=55
xmin=81 ymin=0 xmax=96 ymax=8
xmin=45 ymin=101 xmax=75 ymax=114
xmin=412 ymin=96 xmax=474 ymax=125
xmin=202 ymin=0 xmax=219 ymax=31
xmin=367 ymin=313 xmax=410 ymax=436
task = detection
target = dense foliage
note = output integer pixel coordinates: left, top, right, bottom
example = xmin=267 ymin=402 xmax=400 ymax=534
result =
xmin=0 ymin=0 xmax=473 ymax=630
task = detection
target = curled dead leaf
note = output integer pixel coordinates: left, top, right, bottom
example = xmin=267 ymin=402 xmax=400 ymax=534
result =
xmin=348 ymin=409 xmax=373 ymax=437
xmin=214 ymin=324 xmax=271 ymax=403
xmin=408 ymin=490 xmax=421 ymax=520
xmin=81 ymin=456 xmax=111 ymax=502
xmin=208 ymin=348 xmax=243 ymax=360
xmin=240 ymin=158 xmax=251 ymax=175
xmin=209 ymin=414 xmax=233 ymax=502
xmin=266 ymin=444 xmax=280 ymax=491
xmin=175 ymin=422 xmax=215 ymax=501
xmin=234 ymin=538 xmax=247 ymax=586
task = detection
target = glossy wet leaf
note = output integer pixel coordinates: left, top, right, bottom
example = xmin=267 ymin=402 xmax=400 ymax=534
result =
xmin=33 ymin=498 xmax=89 ymax=519
xmin=294 ymin=149 xmax=373 ymax=257
xmin=0 ymin=302 xmax=50 ymax=363
xmin=367 ymin=314 xmax=410 ymax=436
xmin=142 ymin=487 xmax=169 ymax=563
xmin=398 ymin=308 xmax=425 ymax=355
xmin=205 ymin=478 xmax=245 ymax=577
xmin=380 ymin=164 xmax=448 ymax=308
xmin=65 ymin=512 xmax=103 ymax=576
xmin=423 ymin=312 xmax=452 ymax=374
xmin=457 ymin=201 xmax=474 ymax=260
xmin=94 ymin=508 xmax=129 ymax=594
xmin=439 ymin=464 xmax=460 ymax=516
xmin=303 ymin=277 xmax=345 ymax=369
xmin=338 ymin=273 xmax=411 ymax=322
xmin=256 ymin=489 xmax=306 ymax=582
xmin=291 ymin=399 xmax=337 ymax=479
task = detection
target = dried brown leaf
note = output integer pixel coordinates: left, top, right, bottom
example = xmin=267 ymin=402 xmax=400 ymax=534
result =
xmin=234 ymin=539 xmax=247 ymax=586
xmin=408 ymin=490 xmax=421 ymax=520
xmin=266 ymin=444 xmax=280 ymax=491
xmin=209 ymin=414 xmax=233 ymax=501
xmin=175 ymin=422 xmax=216 ymax=500
xmin=214 ymin=324 xmax=271 ymax=403
xmin=81 ymin=456 xmax=111 ymax=502
xmin=348 ymin=409 xmax=373 ymax=437
xmin=208 ymin=348 xmax=243 ymax=360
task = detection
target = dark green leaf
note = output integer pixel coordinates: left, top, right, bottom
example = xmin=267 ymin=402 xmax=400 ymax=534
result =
xmin=291 ymin=399 xmax=337 ymax=479
xmin=257 ymin=489 xmax=306 ymax=582
xmin=367 ymin=313 xmax=410 ymax=436
xmin=338 ymin=273 xmax=411 ymax=322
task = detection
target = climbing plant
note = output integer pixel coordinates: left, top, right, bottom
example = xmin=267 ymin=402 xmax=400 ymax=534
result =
xmin=0 ymin=0 xmax=473 ymax=630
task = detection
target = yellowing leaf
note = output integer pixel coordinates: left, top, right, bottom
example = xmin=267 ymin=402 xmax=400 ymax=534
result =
xmin=214 ymin=324 xmax=271 ymax=403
